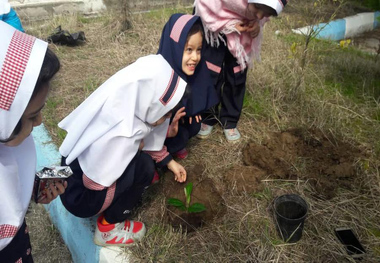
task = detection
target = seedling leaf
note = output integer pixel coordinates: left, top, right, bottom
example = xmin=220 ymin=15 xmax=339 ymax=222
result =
xmin=184 ymin=182 xmax=193 ymax=208
xmin=168 ymin=198 xmax=185 ymax=208
xmin=188 ymin=203 xmax=206 ymax=213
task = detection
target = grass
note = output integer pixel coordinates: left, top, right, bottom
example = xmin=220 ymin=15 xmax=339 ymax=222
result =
xmin=24 ymin=0 xmax=380 ymax=262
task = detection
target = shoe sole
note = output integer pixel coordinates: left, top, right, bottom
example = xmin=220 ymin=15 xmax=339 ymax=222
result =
xmin=94 ymin=237 xmax=137 ymax=247
xmin=196 ymin=133 xmax=211 ymax=139
xmin=93 ymin=225 xmax=146 ymax=247
xmin=224 ymin=134 xmax=241 ymax=143
xmin=226 ymin=137 xmax=241 ymax=143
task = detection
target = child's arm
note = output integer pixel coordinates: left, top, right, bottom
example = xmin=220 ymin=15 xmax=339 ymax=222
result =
xmin=145 ymin=147 xmax=187 ymax=183
xmin=145 ymin=146 xmax=172 ymax=167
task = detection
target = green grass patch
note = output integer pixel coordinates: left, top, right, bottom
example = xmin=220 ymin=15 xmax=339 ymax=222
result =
xmin=144 ymin=7 xmax=192 ymax=19
xmin=243 ymin=90 xmax=271 ymax=118
xmin=350 ymin=0 xmax=380 ymax=10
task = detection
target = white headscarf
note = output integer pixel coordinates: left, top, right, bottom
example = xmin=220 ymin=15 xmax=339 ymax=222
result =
xmin=59 ymin=54 xmax=187 ymax=187
xmin=247 ymin=0 xmax=288 ymax=15
xmin=0 ymin=21 xmax=47 ymax=251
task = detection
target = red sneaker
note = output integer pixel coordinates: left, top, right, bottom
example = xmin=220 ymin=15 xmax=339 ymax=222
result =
xmin=94 ymin=216 xmax=146 ymax=247
xmin=174 ymin=148 xmax=188 ymax=159
xmin=151 ymin=171 xmax=160 ymax=185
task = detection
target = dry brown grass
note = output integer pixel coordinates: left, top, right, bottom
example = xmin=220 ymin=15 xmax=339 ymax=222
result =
xmin=24 ymin=1 xmax=380 ymax=262
xmin=26 ymin=203 xmax=72 ymax=262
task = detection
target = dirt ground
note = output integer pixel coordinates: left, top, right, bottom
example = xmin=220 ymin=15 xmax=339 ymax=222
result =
xmin=161 ymin=128 xmax=366 ymax=230
xmin=163 ymin=165 xmax=226 ymax=231
xmin=22 ymin=1 xmax=380 ymax=262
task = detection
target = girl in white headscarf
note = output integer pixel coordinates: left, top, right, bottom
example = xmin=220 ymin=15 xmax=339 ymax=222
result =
xmin=58 ymin=53 xmax=188 ymax=247
xmin=0 ymin=21 xmax=63 ymax=262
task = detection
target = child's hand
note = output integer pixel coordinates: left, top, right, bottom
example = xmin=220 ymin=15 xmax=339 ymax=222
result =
xmin=167 ymin=107 xmax=186 ymax=138
xmin=189 ymin=115 xmax=202 ymax=124
xmin=235 ymin=21 xmax=249 ymax=33
xmin=38 ymin=180 xmax=68 ymax=204
xmin=246 ymin=21 xmax=260 ymax=38
xmin=167 ymin=160 xmax=187 ymax=183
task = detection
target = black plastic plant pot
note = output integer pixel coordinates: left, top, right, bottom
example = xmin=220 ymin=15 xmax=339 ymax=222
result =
xmin=274 ymin=194 xmax=308 ymax=243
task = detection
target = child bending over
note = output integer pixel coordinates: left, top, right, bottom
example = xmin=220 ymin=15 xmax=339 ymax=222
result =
xmin=59 ymin=54 xmax=189 ymax=247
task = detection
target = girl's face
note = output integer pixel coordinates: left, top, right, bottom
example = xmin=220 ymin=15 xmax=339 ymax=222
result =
xmin=5 ymin=83 xmax=49 ymax=147
xmin=149 ymin=112 xmax=172 ymax=127
xmin=247 ymin=3 xmax=274 ymax=20
xmin=182 ymin=31 xmax=202 ymax=76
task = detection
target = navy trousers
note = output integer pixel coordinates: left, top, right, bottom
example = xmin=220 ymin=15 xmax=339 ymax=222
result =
xmin=202 ymin=40 xmax=248 ymax=129
xmin=60 ymin=151 xmax=154 ymax=224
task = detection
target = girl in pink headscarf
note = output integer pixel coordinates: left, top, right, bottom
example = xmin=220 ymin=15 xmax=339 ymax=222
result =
xmin=195 ymin=0 xmax=287 ymax=142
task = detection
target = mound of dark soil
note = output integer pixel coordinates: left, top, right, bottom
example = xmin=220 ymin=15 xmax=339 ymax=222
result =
xmin=163 ymin=165 xmax=226 ymax=231
xmin=240 ymin=128 xmax=364 ymax=199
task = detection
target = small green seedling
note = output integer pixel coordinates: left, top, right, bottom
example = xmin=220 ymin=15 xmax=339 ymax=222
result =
xmin=167 ymin=182 xmax=206 ymax=213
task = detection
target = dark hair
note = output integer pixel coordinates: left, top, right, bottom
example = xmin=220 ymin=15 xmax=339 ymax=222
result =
xmin=31 ymin=48 xmax=61 ymax=99
xmin=0 ymin=48 xmax=60 ymax=143
xmin=187 ymin=21 xmax=204 ymax=42
xmin=255 ymin=3 xmax=278 ymax=17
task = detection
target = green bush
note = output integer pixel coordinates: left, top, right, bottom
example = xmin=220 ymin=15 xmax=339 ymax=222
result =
xmin=362 ymin=0 xmax=380 ymax=10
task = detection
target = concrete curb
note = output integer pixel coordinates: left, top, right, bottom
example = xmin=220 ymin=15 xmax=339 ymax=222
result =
xmin=32 ymin=124 xmax=130 ymax=263
xmin=292 ymin=11 xmax=380 ymax=41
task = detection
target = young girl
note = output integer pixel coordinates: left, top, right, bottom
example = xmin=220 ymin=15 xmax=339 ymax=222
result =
xmin=58 ymin=54 xmax=189 ymax=247
xmin=158 ymin=13 xmax=218 ymax=159
xmin=0 ymin=21 xmax=63 ymax=262
xmin=194 ymin=0 xmax=287 ymax=142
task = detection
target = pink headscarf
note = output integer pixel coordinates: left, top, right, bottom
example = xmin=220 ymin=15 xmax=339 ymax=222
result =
xmin=194 ymin=0 xmax=269 ymax=70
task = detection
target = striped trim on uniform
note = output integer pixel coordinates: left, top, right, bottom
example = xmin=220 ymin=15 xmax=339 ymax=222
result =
xmin=0 ymin=224 xmax=18 ymax=239
xmin=233 ymin=65 xmax=242 ymax=74
xmin=159 ymin=70 xmax=179 ymax=105
xmin=98 ymin=183 xmax=116 ymax=214
xmin=206 ymin=61 xmax=221 ymax=73
xmin=170 ymin=14 xmax=193 ymax=43
xmin=83 ymin=173 xmax=106 ymax=190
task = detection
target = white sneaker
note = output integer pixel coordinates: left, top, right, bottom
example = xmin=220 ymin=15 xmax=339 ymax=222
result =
xmin=223 ymin=128 xmax=241 ymax=142
xmin=197 ymin=123 xmax=213 ymax=139
xmin=94 ymin=216 xmax=146 ymax=247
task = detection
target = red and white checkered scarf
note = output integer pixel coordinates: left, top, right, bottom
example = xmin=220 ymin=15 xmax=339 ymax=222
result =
xmin=194 ymin=0 xmax=268 ymax=70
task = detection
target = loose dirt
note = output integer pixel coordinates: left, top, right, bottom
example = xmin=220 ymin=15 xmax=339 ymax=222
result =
xmin=163 ymin=165 xmax=226 ymax=231
xmin=162 ymin=128 xmax=367 ymax=230
xmin=241 ymin=128 xmax=365 ymax=199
